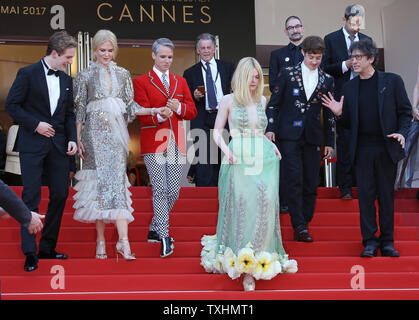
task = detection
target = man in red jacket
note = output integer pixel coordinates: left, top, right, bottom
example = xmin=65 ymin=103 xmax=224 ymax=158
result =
xmin=133 ymin=38 xmax=197 ymax=258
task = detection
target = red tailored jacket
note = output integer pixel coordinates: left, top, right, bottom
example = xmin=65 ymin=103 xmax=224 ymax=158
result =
xmin=133 ymin=69 xmax=197 ymax=155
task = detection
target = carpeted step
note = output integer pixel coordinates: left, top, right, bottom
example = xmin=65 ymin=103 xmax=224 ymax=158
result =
xmin=1 ymin=225 xmax=418 ymax=242
xmin=10 ymin=186 xmax=418 ymax=200
xmin=1 ymin=256 xmax=419 ymax=276
xmin=32 ymin=197 xmax=419 ymax=213
xmin=2 ymin=272 xmax=419 ymax=294
xmin=1 ymin=241 xmax=419 ymax=259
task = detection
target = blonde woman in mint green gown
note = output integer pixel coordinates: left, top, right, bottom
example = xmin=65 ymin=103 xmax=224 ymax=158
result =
xmin=200 ymin=57 xmax=297 ymax=291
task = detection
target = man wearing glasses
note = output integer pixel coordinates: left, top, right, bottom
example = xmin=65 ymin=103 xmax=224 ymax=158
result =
xmin=323 ymin=5 xmax=371 ymax=200
xmin=322 ymin=39 xmax=412 ymax=258
xmin=269 ymin=16 xmax=304 ymax=93
xmin=269 ymin=16 xmax=304 ymax=214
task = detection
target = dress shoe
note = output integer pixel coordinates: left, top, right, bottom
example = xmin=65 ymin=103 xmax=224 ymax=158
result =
xmin=294 ymin=230 xmax=313 ymax=242
xmin=147 ymin=230 xmax=161 ymax=243
xmin=116 ymin=238 xmax=136 ymax=261
xmin=360 ymin=245 xmax=378 ymax=257
xmin=380 ymin=246 xmax=400 ymax=257
xmin=161 ymin=236 xmax=175 ymax=258
xmin=38 ymin=250 xmax=68 ymax=259
xmin=24 ymin=254 xmax=38 ymax=272
xmin=340 ymin=193 xmax=353 ymax=200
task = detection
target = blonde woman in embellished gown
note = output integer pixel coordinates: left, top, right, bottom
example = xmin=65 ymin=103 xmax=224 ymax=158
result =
xmin=73 ymin=30 xmax=168 ymax=260
xmin=201 ymin=57 xmax=297 ymax=291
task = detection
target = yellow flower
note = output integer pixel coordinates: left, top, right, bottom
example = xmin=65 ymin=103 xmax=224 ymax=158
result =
xmin=237 ymin=247 xmax=256 ymax=274
xmin=254 ymin=252 xmax=276 ymax=280
xmin=222 ymin=247 xmax=241 ymax=279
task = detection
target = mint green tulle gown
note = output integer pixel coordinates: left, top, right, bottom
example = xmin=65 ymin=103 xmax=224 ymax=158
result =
xmin=201 ymin=97 xmax=297 ymax=281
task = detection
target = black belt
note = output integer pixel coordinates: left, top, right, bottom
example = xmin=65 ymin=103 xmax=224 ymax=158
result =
xmin=206 ymin=109 xmax=218 ymax=114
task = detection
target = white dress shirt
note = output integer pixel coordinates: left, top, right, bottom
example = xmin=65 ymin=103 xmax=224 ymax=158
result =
xmin=200 ymin=58 xmax=223 ymax=110
xmin=341 ymin=27 xmax=359 ymax=79
xmin=153 ymin=66 xmax=181 ymax=122
xmin=42 ymin=59 xmax=60 ymax=116
xmin=301 ymin=62 xmax=319 ymax=101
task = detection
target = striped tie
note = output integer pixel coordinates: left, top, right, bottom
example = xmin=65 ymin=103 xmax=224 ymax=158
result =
xmin=162 ymin=73 xmax=170 ymax=95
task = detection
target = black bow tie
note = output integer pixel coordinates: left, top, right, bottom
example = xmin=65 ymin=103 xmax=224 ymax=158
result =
xmin=47 ymin=69 xmax=60 ymax=77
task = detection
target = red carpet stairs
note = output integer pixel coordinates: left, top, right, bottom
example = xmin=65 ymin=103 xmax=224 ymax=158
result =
xmin=1 ymin=187 xmax=419 ymax=299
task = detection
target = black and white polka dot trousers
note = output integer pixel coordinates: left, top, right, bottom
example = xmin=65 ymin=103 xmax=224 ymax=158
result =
xmin=143 ymin=137 xmax=185 ymax=238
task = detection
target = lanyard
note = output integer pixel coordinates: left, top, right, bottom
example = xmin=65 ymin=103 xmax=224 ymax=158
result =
xmin=201 ymin=62 xmax=220 ymax=84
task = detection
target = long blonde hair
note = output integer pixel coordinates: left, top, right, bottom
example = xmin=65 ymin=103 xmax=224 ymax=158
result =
xmin=231 ymin=57 xmax=264 ymax=106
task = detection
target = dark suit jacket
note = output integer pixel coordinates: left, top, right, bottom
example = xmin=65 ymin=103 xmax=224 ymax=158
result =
xmin=323 ymin=29 xmax=372 ymax=99
xmin=266 ymin=63 xmax=335 ymax=147
xmin=183 ymin=59 xmax=234 ymax=130
xmin=0 ymin=178 xmax=31 ymax=228
xmin=5 ymin=61 xmax=76 ymax=155
xmin=339 ymin=71 xmax=412 ymax=164
xmin=269 ymin=43 xmax=304 ymax=92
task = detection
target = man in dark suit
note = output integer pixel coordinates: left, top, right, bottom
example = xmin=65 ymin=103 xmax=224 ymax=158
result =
xmin=269 ymin=16 xmax=305 ymax=92
xmin=322 ymin=39 xmax=412 ymax=257
xmin=269 ymin=16 xmax=305 ymax=213
xmin=0 ymin=179 xmax=44 ymax=235
xmin=5 ymin=31 xmax=77 ymax=271
xmin=323 ymin=4 xmax=371 ymax=199
xmin=266 ymin=36 xmax=335 ymax=242
xmin=183 ymin=33 xmax=234 ymax=187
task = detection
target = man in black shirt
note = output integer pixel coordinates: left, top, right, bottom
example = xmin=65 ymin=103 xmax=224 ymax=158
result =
xmin=269 ymin=16 xmax=305 ymax=92
xmin=269 ymin=16 xmax=305 ymax=213
xmin=322 ymin=39 xmax=412 ymax=257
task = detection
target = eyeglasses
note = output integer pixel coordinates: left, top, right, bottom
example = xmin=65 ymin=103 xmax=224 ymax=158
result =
xmin=286 ymin=24 xmax=303 ymax=31
xmin=349 ymin=54 xmax=367 ymax=61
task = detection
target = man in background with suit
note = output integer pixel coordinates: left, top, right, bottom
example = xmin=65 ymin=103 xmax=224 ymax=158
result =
xmin=269 ymin=16 xmax=305 ymax=92
xmin=269 ymin=16 xmax=305 ymax=213
xmin=322 ymin=39 xmax=412 ymax=257
xmin=5 ymin=31 xmax=77 ymax=271
xmin=184 ymin=33 xmax=234 ymax=187
xmin=323 ymin=4 xmax=371 ymax=199
xmin=266 ymin=36 xmax=335 ymax=242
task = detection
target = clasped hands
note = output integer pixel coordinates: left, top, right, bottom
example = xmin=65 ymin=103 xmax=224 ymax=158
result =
xmin=151 ymin=99 xmax=181 ymax=119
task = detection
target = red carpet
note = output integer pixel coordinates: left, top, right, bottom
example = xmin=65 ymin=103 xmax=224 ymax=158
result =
xmin=1 ymin=187 xmax=419 ymax=300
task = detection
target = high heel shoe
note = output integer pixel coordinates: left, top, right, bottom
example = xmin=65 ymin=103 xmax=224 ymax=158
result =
xmin=95 ymin=240 xmax=107 ymax=259
xmin=116 ymin=238 xmax=136 ymax=261
xmin=243 ymin=274 xmax=255 ymax=291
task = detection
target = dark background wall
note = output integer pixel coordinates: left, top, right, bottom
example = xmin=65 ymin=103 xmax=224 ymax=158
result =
xmin=0 ymin=0 xmax=256 ymax=64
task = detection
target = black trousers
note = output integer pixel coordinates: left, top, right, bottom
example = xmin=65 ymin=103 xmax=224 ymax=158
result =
xmin=190 ymin=112 xmax=221 ymax=187
xmin=275 ymin=139 xmax=288 ymax=207
xmin=19 ymin=142 xmax=69 ymax=255
xmin=354 ymin=145 xmax=397 ymax=247
xmin=280 ymin=138 xmax=321 ymax=232
xmin=336 ymin=123 xmax=353 ymax=194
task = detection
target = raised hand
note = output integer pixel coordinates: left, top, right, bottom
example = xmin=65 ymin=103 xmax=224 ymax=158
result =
xmin=321 ymin=92 xmax=344 ymax=116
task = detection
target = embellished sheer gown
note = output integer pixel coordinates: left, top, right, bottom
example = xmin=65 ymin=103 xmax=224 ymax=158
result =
xmin=72 ymin=61 xmax=142 ymax=224
xmin=201 ymin=95 xmax=298 ymax=281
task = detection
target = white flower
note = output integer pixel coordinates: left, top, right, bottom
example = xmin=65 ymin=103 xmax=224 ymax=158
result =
xmin=237 ymin=247 xmax=256 ymax=274
xmin=222 ymin=248 xmax=241 ymax=280
xmin=254 ymin=252 xmax=276 ymax=280
xmin=214 ymin=253 xmax=224 ymax=273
